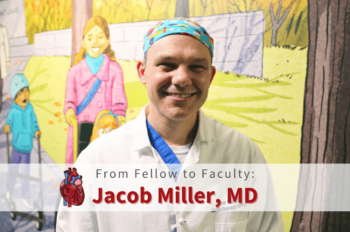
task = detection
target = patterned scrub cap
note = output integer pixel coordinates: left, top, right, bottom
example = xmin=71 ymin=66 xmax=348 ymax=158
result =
xmin=143 ymin=18 xmax=214 ymax=58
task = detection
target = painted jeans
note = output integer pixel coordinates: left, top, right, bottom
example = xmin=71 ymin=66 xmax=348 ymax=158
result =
xmin=8 ymin=149 xmax=30 ymax=199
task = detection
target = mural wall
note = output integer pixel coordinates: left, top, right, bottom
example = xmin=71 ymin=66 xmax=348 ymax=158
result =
xmin=1 ymin=0 xmax=347 ymax=231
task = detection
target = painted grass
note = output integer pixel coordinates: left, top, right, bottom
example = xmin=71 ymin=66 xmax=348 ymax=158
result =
xmin=206 ymin=47 xmax=307 ymax=164
xmin=23 ymin=46 xmax=307 ymax=231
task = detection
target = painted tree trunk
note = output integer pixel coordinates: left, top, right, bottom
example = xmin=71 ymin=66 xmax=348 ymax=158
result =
xmin=71 ymin=0 xmax=93 ymax=66
xmin=271 ymin=26 xmax=278 ymax=46
xmin=270 ymin=1 xmax=290 ymax=46
xmin=175 ymin=0 xmax=189 ymax=18
xmin=291 ymin=0 xmax=350 ymax=231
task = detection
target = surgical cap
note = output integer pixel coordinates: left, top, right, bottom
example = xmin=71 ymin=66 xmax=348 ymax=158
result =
xmin=143 ymin=18 xmax=214 ymax=58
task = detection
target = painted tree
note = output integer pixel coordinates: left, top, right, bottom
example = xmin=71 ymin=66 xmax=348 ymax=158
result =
xmin=228 ymin=0 xmax=256 ymax=12
xmin=175 ymin=0 xmax=189 ymax=17
xmin=197 ymin=0 xmax=213 ymax=15
xmin=24 ymin=0 xmax=73 ymax=44
xmin=71 ymin=0 xmax=93 ymax=66
xmin=269 ymin=0 xmax=291 ymax=46
xmin=291 ymin=0 xmax=350 ymax=231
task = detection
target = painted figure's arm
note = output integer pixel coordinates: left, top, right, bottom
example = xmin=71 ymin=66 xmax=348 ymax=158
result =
xmin=30 ymin=104 xmax=40 ymax=138
xmin=64 ymin=68 xmax=77 ymax=126
xmin=4 ymin=110 xmax=13 ymax=134
xmin=111 ymin=63 xmax=127 ymax=117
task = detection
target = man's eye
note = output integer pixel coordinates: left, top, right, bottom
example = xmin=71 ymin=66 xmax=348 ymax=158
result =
xmin=190 ymin=65 xmax=205 ymax=71
xmin=159 ymin=63 xmax=174 ymax=67
xmin=159 ymin=63 xmax=176 ymax=70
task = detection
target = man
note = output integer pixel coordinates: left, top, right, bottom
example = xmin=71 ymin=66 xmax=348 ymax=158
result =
xmin=0 ymin=24 xmax=11 ymax=113
xmin=57 ymin=18 xmax=285 ymax=231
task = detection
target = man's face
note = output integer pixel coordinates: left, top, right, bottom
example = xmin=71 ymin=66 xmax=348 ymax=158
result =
xmin=14 ymin=87 xmax=29 ymax=109
xmin=137 ymin=34 xmax=216 ymax=121
xmin=81 ymin=25 xmax=110 ymax=58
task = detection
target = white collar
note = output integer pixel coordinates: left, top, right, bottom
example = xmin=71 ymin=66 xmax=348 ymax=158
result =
xmin=131 ymin=105 xmax=215 ymax=152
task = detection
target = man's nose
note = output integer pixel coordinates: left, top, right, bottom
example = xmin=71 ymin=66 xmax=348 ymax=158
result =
xmin=172 ymin=66 xmax=192 ymax=87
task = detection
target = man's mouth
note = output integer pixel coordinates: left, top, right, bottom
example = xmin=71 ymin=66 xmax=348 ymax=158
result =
xmin=92 ymin=47 xmax=100 ymax=52
xmin=163 ymin=92 xmax=197 ymax=99
xmin=23 ymin=99 xmax=27 ymax=103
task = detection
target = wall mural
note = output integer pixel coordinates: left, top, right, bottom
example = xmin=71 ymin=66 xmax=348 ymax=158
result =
xmin=0 ymin=0 xmax=348 ymax=231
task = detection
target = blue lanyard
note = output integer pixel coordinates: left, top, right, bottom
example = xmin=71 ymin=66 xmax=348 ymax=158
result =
xmin=146 ymin=120 xmax=194 ymax=182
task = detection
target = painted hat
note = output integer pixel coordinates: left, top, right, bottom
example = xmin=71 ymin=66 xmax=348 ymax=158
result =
xmin=10 ymin=74 xmax=29 ymax=99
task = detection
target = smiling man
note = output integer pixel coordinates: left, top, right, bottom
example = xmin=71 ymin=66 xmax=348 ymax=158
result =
xmin=137 ymin=32 xmax=215 ymax=148
xmin=57 ymin=18 xmax=284 ymax=232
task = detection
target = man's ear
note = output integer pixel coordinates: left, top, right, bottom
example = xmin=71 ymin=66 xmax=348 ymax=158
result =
xmin=137 ymin=60 xmax=147 ymax=84
xmin=210 ymin=66 xmax=216 ymax=84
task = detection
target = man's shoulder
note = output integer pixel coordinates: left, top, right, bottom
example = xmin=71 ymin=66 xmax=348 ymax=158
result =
xmin=98 ymin=119 xmax=136 ymax=143
xmin=202 ymin=114 xmax=263 ymax=163
xmin=205 ymin=114 xmax=254 ymax=146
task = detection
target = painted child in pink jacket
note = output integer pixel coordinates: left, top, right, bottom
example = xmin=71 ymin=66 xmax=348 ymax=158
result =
xmin=64 ymin=16 xmax=127 ymax=164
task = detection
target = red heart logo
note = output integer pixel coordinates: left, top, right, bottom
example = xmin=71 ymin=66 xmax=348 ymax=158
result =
xmin=60 ymin=181 xmax=85 ymax=206
xmin=60 ymin=168 xmax=85 ymax=206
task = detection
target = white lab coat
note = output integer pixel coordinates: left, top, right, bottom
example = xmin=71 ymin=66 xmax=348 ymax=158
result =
xmin=0 ymin=24 xmax=10 ymax=78
xmin=57 ymin=106 xmax=285 ymax=232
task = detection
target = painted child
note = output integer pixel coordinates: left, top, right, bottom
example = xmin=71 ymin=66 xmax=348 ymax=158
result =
xmin=64 ymin=16 xmax=127 ymax=163
xmin=90 ymin=110 xmax=122 ymax=142
xmin=3 ymin=74 xmax=40 ymax=209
